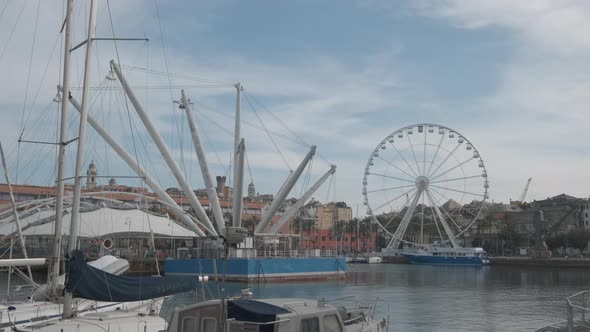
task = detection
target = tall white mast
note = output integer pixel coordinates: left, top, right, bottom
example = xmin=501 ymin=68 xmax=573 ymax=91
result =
xmin=63 ymin=0 xmax=97 ymax=317
xmin=255 ymin=145 xmax=316 ymax=233
xmin=50 ymin=0 xmax=74 ymax=301
xmin=61 ymin=88 xmax=207 ymax=236
xmin=181 ymin=90 xmax=226 ymax=235
xmin=231 ymin=83 xmax=243 ymax=228
xmin=111 ymin=61 xmax=218 ymax=236
xmin=0 ymin=142 xmax=32 ymax=279
xmin=268 ymin=165 xmax=336 ymax=234
xmin=233 ymin=83 xmax=241 ymax=161
xmin=232 ymin=139 xmax=245 ymax=227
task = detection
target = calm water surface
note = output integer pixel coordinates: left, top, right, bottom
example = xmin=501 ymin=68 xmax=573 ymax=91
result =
xmin=163 ymin=263 xmax=590 ymax=332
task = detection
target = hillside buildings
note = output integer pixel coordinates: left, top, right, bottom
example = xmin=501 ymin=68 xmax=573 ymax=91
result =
xmin=0 ymin=163 xmax=377 ymax=257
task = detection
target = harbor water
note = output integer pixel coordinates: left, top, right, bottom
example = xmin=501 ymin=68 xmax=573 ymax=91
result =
xmin=162 ymin=263 xmax=590 ymax=332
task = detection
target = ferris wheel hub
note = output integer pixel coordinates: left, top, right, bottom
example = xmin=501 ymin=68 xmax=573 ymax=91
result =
xmin=415 ymin=175 xmax=430 ymax=190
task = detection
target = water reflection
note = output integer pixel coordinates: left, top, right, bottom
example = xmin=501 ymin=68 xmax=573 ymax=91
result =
xmin=163 ymin=264 xmax=590 ymax=332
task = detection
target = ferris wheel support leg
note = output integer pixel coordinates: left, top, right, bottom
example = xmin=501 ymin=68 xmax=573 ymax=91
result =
xmin=425 ymin=190 xmax=459 ymax=248
xmin=387 ymin=189 xmax=423 ymax=251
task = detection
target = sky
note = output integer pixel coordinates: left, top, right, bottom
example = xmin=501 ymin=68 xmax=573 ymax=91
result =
xmin=0 ymin=0 xmax=589 ymax=215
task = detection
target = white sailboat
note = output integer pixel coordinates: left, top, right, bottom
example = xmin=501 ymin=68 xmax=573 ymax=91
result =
xmin=0 ymin=1 xmax=172 ymax=330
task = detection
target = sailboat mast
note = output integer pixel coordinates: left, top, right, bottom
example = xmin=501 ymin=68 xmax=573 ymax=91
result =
xmin=232 ymin=139 xmax=245 ymax=227
xmin=0 ymin=142 xmax=33 ymax=279
xmin=59 ymin=87 xmax=207 ymax=236
xmin=232 ymin=83 xmax=243 ymax=228
xmin=63 ymin=0 xmax=97 ymax=318
xmin=233 ymin=83 xmax=241 ymax=158
xmin=50 ymin=0 xmax=74 ymax=300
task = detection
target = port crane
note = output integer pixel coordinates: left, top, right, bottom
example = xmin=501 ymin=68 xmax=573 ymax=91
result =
xmin=511 ymin=178 xmax=532 ymax=207
xmin=519 ymin=178 xmax=533 ymax=203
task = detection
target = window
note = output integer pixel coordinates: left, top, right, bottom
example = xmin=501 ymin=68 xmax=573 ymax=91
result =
xmin=323 ymin=315 xmax=342 ymax=332
xmin=202 ymin=318 xmax=217 ymax=332
xmin=182 ymin=317 xmax=197 ymax=332
xmin=301 ymin=317 xmax=320 ymax=332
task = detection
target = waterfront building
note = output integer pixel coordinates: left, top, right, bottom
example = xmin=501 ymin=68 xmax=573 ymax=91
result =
xmin=530 ymin=194 xmax=587 ymax=230
xmin=583 ymin=201 xmax=590 ymax=228
xmin=0 ymin=161 xmax=366 ymax=256
xmin=294 ymin=201 xmax=376 ymax=254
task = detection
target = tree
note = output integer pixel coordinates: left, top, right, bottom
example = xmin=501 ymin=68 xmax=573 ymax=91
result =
xmin=547 ymin=230 xmax=590 ymax=251
xmin=334 ymin=201 xmax=347 ymax=208
xmin=242 ymin=216 xmax=259 ymax=236
xmin=478 ymin=213 xmax=495 ymax=235
xmin=497 ymin=220 xmax=523 ymax=253
xmin=471 ymin=236 xmax=483 ymax=248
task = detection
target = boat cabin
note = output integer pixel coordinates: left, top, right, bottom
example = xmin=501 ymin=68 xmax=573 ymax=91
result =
xmin=167 ymin=297 xmax=382 ymax=332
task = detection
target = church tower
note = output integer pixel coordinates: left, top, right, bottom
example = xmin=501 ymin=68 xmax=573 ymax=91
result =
xmin=248 ymin=181 xmax=256 ymax=199
xmin=86 ymin=161 xmax=97 ymax=189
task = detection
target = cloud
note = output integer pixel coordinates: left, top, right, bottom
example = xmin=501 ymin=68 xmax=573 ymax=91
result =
xmin=2 ymin=0 xmax=588 ymax=213
xmin=414 ymin=0 xmax=590 ymax=55
xmin=408 ymin=1 xmax=590 ymax=202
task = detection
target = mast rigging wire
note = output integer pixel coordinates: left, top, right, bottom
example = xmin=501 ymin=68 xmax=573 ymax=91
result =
xmin=243 ymin=93 xmax=292 ymax=171
xmin=122 ymin=65 xmax=233 ymax=86
xmin=0 ymin=1 xmax=26 ymax=62
xmin=16 ymin=0 xmax=42 ymax=184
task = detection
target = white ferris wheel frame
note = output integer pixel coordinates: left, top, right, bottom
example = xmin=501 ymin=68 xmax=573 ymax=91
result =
xmin=362 ymin=123 xmax=489 ymax=251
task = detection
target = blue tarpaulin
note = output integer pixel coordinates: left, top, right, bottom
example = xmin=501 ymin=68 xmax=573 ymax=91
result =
xmin=227 ymin=299 xmax=290 ymax=322
xmin=65 ymin=250 xmax=200 ymax=302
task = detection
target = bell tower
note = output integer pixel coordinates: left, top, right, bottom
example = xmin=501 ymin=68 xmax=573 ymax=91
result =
xmin=86 ymin=161 xmax=97 ymax=189
xmin=248 ymin=181 xmax=256 ymax=199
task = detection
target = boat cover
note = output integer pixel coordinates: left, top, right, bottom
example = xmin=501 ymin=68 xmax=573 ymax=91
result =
xmin=228 ymin=299 xmax=290 ymax=323
xmin=65 ymin=250 xmax=200 ymax=301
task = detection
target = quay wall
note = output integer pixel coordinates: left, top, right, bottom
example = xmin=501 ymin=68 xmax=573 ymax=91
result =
xmin=492 ymin=256 xmax=590 ymax=268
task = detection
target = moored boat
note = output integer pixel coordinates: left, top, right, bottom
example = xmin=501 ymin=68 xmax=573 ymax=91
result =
xmin=350 ymin=256 xmax=382 ymax=264
xmin=401 ymin=247 xmax=491 ymax=265
xmin=167 ymin=293 xmax=390 ymax=332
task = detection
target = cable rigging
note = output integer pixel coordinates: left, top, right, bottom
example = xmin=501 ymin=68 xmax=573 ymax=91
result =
xmin=16 ymin=0 xmax=41 ymax=184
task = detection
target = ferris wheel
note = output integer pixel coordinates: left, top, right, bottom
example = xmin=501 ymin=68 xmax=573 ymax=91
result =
xmin=362 ymin=124 xmax=489 ymax=251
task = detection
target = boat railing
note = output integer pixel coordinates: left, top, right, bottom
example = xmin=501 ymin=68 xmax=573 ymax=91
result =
xmin=227 ymin=318 xmax=291 ymax=326
xmin=226 ymin=248 xmax=350 ymax=259
xmin=566 ymin=290 xmax=590 ymax=331
xmin=327 ymin=296 xmax=390 ymax=331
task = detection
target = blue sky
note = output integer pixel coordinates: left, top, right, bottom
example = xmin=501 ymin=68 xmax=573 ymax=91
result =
xmin=0 ymin=0 xmax=589 ymax=212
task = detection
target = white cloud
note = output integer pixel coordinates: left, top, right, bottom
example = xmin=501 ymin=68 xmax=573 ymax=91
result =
xmin=415 ymin=0 xmax=590 ymax=55
xmin=2 ymin=1 xmax=589 ymax=213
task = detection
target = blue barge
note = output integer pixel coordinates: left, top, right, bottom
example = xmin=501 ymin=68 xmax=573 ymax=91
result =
xmin=163 ymin=257 xmax=347 ymax=281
